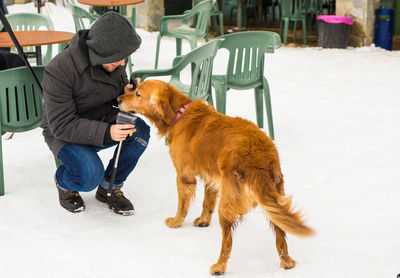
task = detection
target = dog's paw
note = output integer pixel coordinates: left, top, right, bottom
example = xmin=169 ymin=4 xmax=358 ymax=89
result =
xmin=193 ymin=217 xmax=210 ymax=227
xmin=210 ymin=263 xmax=225 ymax=275
xmin=165 ymin=217 xmax=183 ymax=228
xmin=280 ymin=256 xmax=296 ymax=269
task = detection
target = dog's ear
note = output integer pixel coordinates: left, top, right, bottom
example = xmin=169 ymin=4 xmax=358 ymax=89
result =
xmin=158 ymin=82 xmax=192 ymax=125
xmin=167 ymin=83 xmax=191 ymax=108
xmin=158 ymin=87 xmax=176 ymax=125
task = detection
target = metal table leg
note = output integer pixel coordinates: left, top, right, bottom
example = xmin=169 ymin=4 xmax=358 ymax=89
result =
xmin=35 ymin=46 xmax=42 ymax=65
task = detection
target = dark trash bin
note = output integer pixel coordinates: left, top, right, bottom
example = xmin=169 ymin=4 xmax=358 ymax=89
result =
xmin=374 ymin=8 xmax=394 ymax=50
xmin=317 ymin=15 xmax=354 ymax=49
xmin=0 ymin=50 xmax=25 ymax=71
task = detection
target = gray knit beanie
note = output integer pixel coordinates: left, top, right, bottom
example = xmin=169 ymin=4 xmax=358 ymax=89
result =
xmin=86 ymin=11 xmax=142 ymax=65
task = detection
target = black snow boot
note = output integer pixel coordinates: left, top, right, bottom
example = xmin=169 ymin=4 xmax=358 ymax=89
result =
xmin=56 ymin=186 xmax=85 ymax=213
xmin=95 ymin=186 xmax=134 ymax=216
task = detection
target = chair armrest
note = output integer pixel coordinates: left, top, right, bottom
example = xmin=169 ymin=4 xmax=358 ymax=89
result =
xmin=160 ymin=15 xmax=183 ymax=34
xmin=159 ymin=13 xmax=193 ymax=33
xmin=131 ymin=68 xmax=176 ymax=81
xmin=266 ymin=48 xmax=275 ymax=53
xmin=160 ymin=14 xmax=191 ymax=24
xmin=172 ymin=55 xmax=184 ymax=67
xmin=265 ymin=32 xmax=282 ymax=52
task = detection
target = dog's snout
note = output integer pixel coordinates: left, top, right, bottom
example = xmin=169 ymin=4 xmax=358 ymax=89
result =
xmin=117 ymin=96 xmax=122 ymax=105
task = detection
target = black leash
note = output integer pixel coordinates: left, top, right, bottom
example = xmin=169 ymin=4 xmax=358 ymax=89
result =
xmin=108 ymin=140 xmax=123 ymax=197
xmin=107 ymin=79 xmax=138 ymax=198
xmin=0 ymin=8 xmax=43 ymax=93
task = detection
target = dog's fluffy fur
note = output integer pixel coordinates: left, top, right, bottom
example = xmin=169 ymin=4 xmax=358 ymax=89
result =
xmin=118 ymin=80 xmax=314 ymax=275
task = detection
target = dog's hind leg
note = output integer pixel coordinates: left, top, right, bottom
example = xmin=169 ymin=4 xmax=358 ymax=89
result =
xmin=165 ymin=171 xmax=196 ymax=228
xmin=194 ymin=183 xmax=218 ymax=227
xmin=210 ymin=188 xmax=241 ymax=275
xmin=271 ymin=222 xmax=296 ymax=269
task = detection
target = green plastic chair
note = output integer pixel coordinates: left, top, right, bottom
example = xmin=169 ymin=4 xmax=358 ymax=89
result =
xmin=210 ymin=1 xmax=224 ymax=35
xmin=154 ymin=0 xmax=213 ymax=69
xmin=69 ymin=4 xmax=100 ymax=32
xmin=129 ymin=5 xmax=137 ymax=28
xmin=303 ymin=0 xmax=322 ymax=34
xmin=211 ymin=31 xmax=281 ymax=139
xmin=0 ymin=66 xmax=45 ymax=196
xmin=195 ymin=0 xmax=224 ymax=36
xmin=264 ymin=0 xmax=280 ymax=22
xmin=89 ymin=5 xmax=137 ymax=27
xmin=229 ymin=0 xmax=259 ymax=28
xmin=133 ymin=39 xmax=223 ymax=104
xmin=280 ymin=0 xmax=307 ymax=45
xmin=6 ymin=13 xmax=55 ymax=65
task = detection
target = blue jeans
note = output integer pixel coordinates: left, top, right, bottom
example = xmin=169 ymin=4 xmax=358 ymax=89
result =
xmin=55 ymin=117 xmax=150 ymax=192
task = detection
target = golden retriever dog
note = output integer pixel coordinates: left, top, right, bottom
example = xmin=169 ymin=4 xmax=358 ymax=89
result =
xmin=118 ymin=80 xmax=314 ymax=275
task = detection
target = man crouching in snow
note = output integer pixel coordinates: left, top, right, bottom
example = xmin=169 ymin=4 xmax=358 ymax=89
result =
xmin=41 ymin=11 xmax=150 ymax=215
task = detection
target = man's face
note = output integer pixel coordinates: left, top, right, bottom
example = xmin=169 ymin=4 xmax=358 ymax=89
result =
xmin=102 ymin=59 xmax=126 ymax=72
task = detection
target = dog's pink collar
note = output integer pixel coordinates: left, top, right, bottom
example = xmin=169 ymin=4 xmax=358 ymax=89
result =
xmin=170 ymin=103 xmax=190 ymax=126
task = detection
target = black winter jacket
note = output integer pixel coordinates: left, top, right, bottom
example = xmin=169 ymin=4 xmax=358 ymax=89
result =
xmin=41 ymin=30 xmax=128 ymax=156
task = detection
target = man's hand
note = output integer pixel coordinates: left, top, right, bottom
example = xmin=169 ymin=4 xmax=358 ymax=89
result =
xmin=110 ymin=124 xmax=136 ymax=141
xmin=123 ymin=84 xmax=134 ymax=94
xmin=123 ymin=78 xmax=141 ymax=94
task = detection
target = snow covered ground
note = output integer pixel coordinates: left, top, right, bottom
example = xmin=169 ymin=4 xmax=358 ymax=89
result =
xmin=1 ymin=2 xmax=400 ymax=278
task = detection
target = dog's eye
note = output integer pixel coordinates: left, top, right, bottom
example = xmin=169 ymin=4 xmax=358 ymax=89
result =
xmin=135 ymin=90 xmax=141 ymax=97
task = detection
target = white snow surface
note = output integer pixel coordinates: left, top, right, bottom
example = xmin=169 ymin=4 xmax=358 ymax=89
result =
xmin=1 ymin=2 xmax=400 ymax=278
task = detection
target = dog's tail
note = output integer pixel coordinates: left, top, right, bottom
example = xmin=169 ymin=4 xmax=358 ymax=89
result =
xmin=251 ymin=167 xmax=314 ymax=237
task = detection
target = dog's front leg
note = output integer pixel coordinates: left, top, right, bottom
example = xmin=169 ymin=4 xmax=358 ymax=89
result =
xmin=165 ymin=173 xmax=196 ymax=228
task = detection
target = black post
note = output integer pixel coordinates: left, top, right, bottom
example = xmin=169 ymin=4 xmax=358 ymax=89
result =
xmin=0 ymin=7 xmax=43 ymax=93
xmin=36 ymin=0 xmax=42 ymax=14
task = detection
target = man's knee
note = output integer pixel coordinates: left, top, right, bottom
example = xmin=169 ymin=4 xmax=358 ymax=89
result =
xmin=78 ymin=165 xmax=104 ymax=191
xmin=68 ymin=159 xmax=104 ymax=192
xmin=58 ymin=144 xmax=105 ymax=192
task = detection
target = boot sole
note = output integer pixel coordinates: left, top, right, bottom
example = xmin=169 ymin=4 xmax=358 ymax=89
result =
xmin=59 ymin=201 xmax=85 ymax=213
xmin=96 ymin=194 xmax=134 ymax=216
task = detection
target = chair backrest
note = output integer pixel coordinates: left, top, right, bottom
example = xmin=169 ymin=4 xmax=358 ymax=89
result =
xmin=218 ymin=31 xmax=281 ymax=89
xmin=280 ymin=0 xmax=305 ymax=18
xmin=5 ymin=13 xmax=54 ymax=31
xmin=194 ymin=0 xmax=219 ymax=11
xmin=187 ymin=0 xmax=213 ymax=38
xmin=0 ymin=66 xmax=44 ymax=133
xmin=245 ymin=0 xmax=257 ymax=8
xmin=302 ymin=0 xmax=321 ymax=13
xmin=170 ymin=39 xmax=223 ymax=100
xmin=224 ymin=0 xmax=256 ymax=9
xmin=69 ymin=4 xmax=99 ymax=31
xmin=5 ymin=13 xmax=54 ymax=65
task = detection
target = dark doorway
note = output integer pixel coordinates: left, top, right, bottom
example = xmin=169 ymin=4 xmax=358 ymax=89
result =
xmin=164 ymin=0 xmax=192 ymax=15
